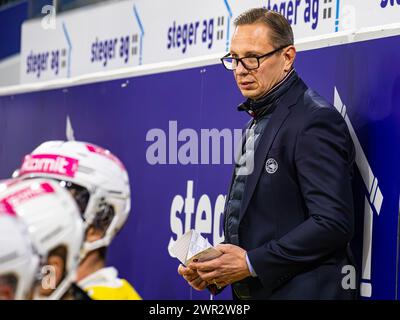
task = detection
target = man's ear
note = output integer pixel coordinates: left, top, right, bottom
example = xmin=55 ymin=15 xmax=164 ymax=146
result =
xmin=47 ymin=255 xmax=65 ymax=285
xmin=85 ymin=225 xmax=104 ymax=242
xmin=283 ymin=45 xmax=296 ymax=71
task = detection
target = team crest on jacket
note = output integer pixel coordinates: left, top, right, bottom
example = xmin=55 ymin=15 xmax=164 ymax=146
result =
xmin=265 ymin=158 xmax=278 ymax=174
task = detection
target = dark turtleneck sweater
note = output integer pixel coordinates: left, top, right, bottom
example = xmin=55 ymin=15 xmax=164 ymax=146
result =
xmin=225 ymin=69 xmax=299 ymax=247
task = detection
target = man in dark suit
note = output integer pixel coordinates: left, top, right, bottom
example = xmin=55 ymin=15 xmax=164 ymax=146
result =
xmin=178 ymin=8 xmax=357 ymax=300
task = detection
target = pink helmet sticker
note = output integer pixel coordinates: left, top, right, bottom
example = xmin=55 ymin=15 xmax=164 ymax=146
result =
xmin=0 ymin=182 xmax=55 ymax=215
xmin=0 ymin=200 xmax=16 ymax=215
xmin=19 ymin=154 xmax=79 ymax=177
xmin=86 ymin=144 xmax=126 ymax=170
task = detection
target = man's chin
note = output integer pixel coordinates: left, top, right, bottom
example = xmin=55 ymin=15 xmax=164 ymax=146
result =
xmin=241 ymin=90 xmax=262 ymax=100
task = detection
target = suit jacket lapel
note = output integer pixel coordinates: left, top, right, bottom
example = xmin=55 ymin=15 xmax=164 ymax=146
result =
xmin=238 ymin=78 xmax=308 ymax=223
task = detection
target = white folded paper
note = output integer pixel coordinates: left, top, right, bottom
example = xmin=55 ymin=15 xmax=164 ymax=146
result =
xmin=169 ymin=229 xmax=222 ymax=266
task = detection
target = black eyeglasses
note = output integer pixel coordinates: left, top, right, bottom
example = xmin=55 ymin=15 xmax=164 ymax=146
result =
xmin=221 ymin=45 xmax=289 ymax=71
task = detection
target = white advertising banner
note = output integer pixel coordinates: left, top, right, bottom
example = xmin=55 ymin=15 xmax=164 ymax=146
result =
xmin=20 ymin=0 xmax=400 ymax=83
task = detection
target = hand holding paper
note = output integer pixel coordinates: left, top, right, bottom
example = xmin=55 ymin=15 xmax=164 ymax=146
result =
xmin=172 ymin=230 xmax=223 ymax=292
xmin=188 ymin=243 xmax=251 ymax=288
xmin=177 ymin=264 xmax=208 ymax=291
xmin=170 ymin=229 xmax=222 ymax=266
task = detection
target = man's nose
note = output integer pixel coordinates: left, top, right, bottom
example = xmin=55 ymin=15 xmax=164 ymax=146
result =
xmin=235 ymin=60 xmax=249 ymax=76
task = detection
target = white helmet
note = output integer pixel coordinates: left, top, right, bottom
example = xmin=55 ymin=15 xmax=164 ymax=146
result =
xmin=0 ymin=178 xmax=84 ymax=300
xmin=17 ymin=140 xmax=131 ymax=256
xmin=0 ymin=214 xmax=40 ymax=300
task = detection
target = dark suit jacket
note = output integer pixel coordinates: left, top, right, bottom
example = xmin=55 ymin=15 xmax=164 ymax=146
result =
xmin=225 ymin=76 xmax=357 ymax=300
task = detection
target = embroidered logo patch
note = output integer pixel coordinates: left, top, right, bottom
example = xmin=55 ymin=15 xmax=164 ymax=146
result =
xmin=265 ymin=158 xmax=278 ymax=174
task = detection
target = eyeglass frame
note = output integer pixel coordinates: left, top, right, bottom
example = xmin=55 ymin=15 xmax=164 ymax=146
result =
xmin=220 ymin=44 xmax=291 ymax=71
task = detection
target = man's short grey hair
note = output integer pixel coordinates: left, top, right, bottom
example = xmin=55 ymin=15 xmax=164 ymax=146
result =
xmin=234 ymin=8 xmax=294 ymax=49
